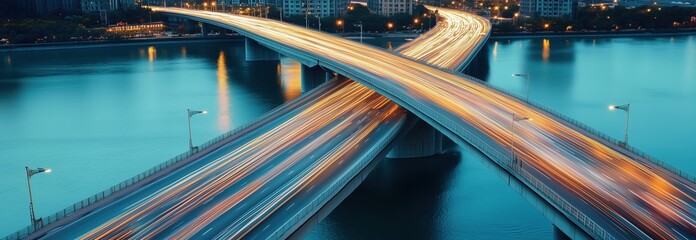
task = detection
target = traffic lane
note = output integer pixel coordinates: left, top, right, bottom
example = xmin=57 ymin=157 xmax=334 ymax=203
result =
xmin=176 ymin=93 xmax=398 ymax=239
xmin=161 ymin=102 xmax=374 ymax=239
xmin=245 ymin=105 xmax=406 ymax=239
xmin=77 ymin=80 xmax=378 ymax=238
xmin=41 ymin=80 xmax=351 ymax=239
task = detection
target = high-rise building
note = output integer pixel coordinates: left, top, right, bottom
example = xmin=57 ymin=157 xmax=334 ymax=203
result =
xmin=81 ymin=0 xmax=134 ymax=12
xmin=17 ymin=0 xmax=81 ymax=14
xmin=367 ymin=0 xmax=413 ymax=16
xmin=520 ymin=0 xmax=577 ymax=18
xmin=283 ymin=0 xmax=349 ymax=17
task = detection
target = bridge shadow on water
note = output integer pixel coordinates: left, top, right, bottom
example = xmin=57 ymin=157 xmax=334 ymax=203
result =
xmin=308 ymin=150 xmax=462 ymax=239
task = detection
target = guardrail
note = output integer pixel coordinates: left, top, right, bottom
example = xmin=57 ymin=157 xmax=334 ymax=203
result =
xmin=452 ymin=71 xmax=696 ymax=184
xmin=402 ymin=94 xmax=617 ymax=240
xmin=267 ymin=115 xmax=407 ymax=239
xmin=2 ymin=78 xmax=339 ymax=240
xmin=322 ymin=60 xmax=616 ymax=240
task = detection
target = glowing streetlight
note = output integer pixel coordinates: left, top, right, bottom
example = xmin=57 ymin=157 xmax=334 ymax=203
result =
xmin=544 ymin=23 xmax=550 ymax=29
xmin=512 ymin=73 xmax=530 ymax=102
xmin=608 ymin=104 xmax=630 ymax=146
xmin=337 ymin=19 xmax=343 ymax=33
xmin=187 ymin=109 xmax=207 ymax=151
xmin=511 ymin=114 xmax=532 ymax=169
xmin=387 ymin=22 xmax=394 ymax=31
xmin=26 ymin=166 xmax=51 ymax=228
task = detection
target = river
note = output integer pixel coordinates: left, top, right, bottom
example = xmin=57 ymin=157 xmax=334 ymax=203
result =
xmin=0 ymin=35 xmax=693 ymax=238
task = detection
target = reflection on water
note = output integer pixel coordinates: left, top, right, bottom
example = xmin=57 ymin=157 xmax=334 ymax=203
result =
xmin=542 ymin=39 xmax=550 ymax=62
xmin=147 ymin=46 xmax=156 ymax=62
xmin=492 ymin=41 xmax=498 ymax=59
xmin=217 ymin=51 xmax=231 ymax=131
xmin=279 ymin=58 xmax=302 ymax=101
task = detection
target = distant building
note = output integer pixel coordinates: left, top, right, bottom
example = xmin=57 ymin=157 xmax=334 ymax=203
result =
xmin=367 ymin=0 xmax=412 ymax=16
xmin=81 ymin=0 xmax=134 ymax=12
xmin=18 ymin=0 xmax=81 ymax=14
xmin=283 ymin=0 xmax=349 ymax=17
xmin=521 ymin=0 xmax=577 ymax=18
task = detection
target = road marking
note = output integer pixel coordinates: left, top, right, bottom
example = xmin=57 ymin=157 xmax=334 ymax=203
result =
xmin=262 ymin=224 xmax=270 ymax=231
xmin=202 ymin=227 xmax=213 ymax=236
xmin=673 ymin=228 xmax=687 ymax=239
xmin=285 ymin=202 xmax=295 ymax=211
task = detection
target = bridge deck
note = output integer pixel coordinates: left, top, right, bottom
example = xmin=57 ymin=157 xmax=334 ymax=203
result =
xmin=150 ymin=7 xmax=695 ymax=239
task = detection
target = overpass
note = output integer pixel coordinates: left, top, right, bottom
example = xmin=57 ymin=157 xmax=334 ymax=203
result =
xmin=7 ymin=6 xmax=696 ymax=240
xmin=146 ymin=7 xmax=696 ymax=239
xmin=5 ymin=7 xmax=489 ymax=240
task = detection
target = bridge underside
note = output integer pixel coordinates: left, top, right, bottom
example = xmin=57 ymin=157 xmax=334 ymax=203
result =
xmin=387 ymin=119 xmax=444 ymax=158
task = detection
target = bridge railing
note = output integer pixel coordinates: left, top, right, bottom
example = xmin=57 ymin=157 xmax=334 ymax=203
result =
xmin=267 ymin=114 xmax=407 ymax=240
xmin=454 ymin=72 xmax=695 ymax=184
xmin=412 ymin=101 xmax=616 ymax=240
xmin=2 ymin=80 xmax=338 ymax=240
xmin=338 ymin=64 xmax=616 ymax=240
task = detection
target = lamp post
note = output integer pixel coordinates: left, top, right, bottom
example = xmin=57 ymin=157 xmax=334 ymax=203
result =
xmin=609 ymin=104 xmax=630 ymax=146
xmin=358 ymin=21 xmax=363 ymax=43
xmin=212 ymin=1 xmax=216 ymax=11
xmin=512 ymin=73 xmax=530 ymax=102
xmin=511 ymin=114 xmax=532 ymax=169
xmin=187 ymin=109 xmax=207 ymax=151
xmin=26 ymin=166 xmax=51 ymax=228
xmin=303 ymin=1 xmax=308 ymax=28
xmin=337 ymin=19 xmax=343 ymax=34
xmin=315 ymin=5 xmax=321 ymax=31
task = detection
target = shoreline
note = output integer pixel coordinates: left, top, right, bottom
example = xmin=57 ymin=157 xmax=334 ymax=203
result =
xmin=0 ymin=36 xmax=243 ymax=52
xmin=490 ymin=29 xmax=696 ymax=39
xmin=3 ymin=29 xmax=694 ymax=52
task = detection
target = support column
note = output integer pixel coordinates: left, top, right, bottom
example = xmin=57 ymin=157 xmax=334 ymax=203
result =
xmin=301 ymin=64 xmax=334 ymax=92
xmin=387 ymin=119 xmax=442 ymax=158
xmin=554 ymin=225 xmax=572 ymax=240
xmin=200 ymin=22 xmax=208 ymax=36
xmin=245 ymin=37 xmax=280 ymax=61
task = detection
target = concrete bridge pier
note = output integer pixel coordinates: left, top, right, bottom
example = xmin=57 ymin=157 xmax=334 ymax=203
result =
xmin=200 ymin=22 xmax=209 ymax=36
xmin=245 ymin=37 xmax=280 ymax=62
xmin=387 ymin=119 xmax=443 ymax=158
xmin=301 ymin=65 xmax=335 ymax=92
xmin=554 ymin=226 xmax=572 ymax=240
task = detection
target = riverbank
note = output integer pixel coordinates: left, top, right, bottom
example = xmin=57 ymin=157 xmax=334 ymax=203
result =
xmin=490 ymin=28 xmax=696 ymax=39
xmin=0 ymin=35 xmax=243 ymax=52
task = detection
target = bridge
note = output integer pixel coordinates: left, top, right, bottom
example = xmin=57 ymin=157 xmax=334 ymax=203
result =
xmin=6 ymin=6 xmax=696 ymax=240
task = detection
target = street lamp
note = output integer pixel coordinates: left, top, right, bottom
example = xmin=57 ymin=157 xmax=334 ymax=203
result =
xmin=512 ymin=73 xmax=530 ymax=102
xmin=336 ymin=19 xmax=343 ymax=33
xmin=211 ymin=1 xmax=216 ymax=11
xmin=358 ymin=21 xmax=363 ymax=43
xmin=26 ymin=166 xmax=51 ymax=228
xmin=511 ymin=114 xmax=532 ymax=169
xmin=608 ymin=104 xmax=630 ymax=146
xmin=387 ymin=22 xmax=394 ymax=31
xmin=187 ymin=109 xmax=207 ymax=151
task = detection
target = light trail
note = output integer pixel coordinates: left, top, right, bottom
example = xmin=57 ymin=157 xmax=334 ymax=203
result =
xmin=37 ymin=7 xmax=490 ymax=239
xmin=148 ymin=7 xmax=696 ymax=239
